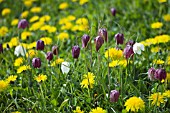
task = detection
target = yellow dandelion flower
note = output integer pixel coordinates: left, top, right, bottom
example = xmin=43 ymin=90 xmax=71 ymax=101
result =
xmin=27 ymin=42 xmax=36 ymax=49
xmin=67 ymin=15 xmax=76 ymax=21
xmin=17 ymin=65 xmax=31 ymax=74
xmin=48 ymin=26 xmax=57 ymax=33
xmin=155 ymin=35 xmax=170 ymax=44
xmin=40 ymin=37 xmax=52 ymax=45
xmin=163 ymin=90 xmax=170 ymax=98
xmin=105 ymin=48 xmax=123 ymax=60
xmin=0 ymin=80 xmax=9 ymax=92
xmin=2 ymin=8 xmax=11 ymax=16
xmin=151 ymin=22 xmax=163 ymax=29
xmin=9 ymin=37 xmax=19 ymax=47
xmin=12 ymin=111 xmax=21 ymax=113
xmin=30 ymin=7 xmax=41 ymax=13
xmin=71 ymin=25 xmax=79 ymax=31
xmin=6 ymin=75 xmax=17 ymax=83
xmin=11 ymin=19 xmax=19 ymax=26
xmin=39 ymin=15 xmax=51 ymax=22
xmin=0 ymin=26 xmax=8 ymax=37
xmin=73 ymin=106 xmax=84 ymax=113
xmin=76 ymin=18 xmax=88 ymax=25
xmin=29 ymin=15 xmax=39 ymax=23
xmin=151 ymin=46 xmax=160 ymax=53
xmin=24 ymin=0 xmax=33 ymax=7
xmin=14 ymin=57 xmax=23 ymax=67
xmin=21 ymin=11 xmax=29 ymax=18
xmin=153 ymin=59 xmax=164 ymax=65
xmin=89 ymin=107 xmax=106 ymax=113
xmin=158 ymin=0 xmax=167 ymax=3
xmin=163 ymin=14 xmax=170 ymax=22
xmin=59 ymin=18 xmax=69 ymax=25
xmin=80 ymin=72 xmax=95 ymax=89
xmin=125 ymin=96 xmax=145 ymax=112
xmin=51 ymin=58 xmax=64 ymax=66
xmin=21 ymin=31 xmax=32 ymax=40
xmin=57 ymin=32 xmax=69 ymax=40
xmin=79 ymin=0 xmax=89 ymax=5
xmin=35 ymin=74 xmax=47 ymax=82
xmin=29 ymin=21 xmax=44 ymax=31
xmin=26 ymin=49 xmax=36 ymax=58
xmin=109 ymin=60 xmax=127 ymax=67
xmin=149 ymin=92 xmax=165 ymax=106
xmin=61 ymin=22 xmax=73 ymax=30
xmin=72 ymin=0 xmax=77 ymax=2
xmin=59 ymin=2 xmax=69 ymax=10
xmin=0 ymin=0 xmax=4 ymax=3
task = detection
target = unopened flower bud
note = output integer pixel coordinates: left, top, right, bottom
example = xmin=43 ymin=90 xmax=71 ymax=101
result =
xmin=36 ymin=40 xmax=44 ymax=50
xmin=123 ymin=45 xmax=134 ymax=59
xmin=154 ymin=68 xmax=166 ymax=81
xmin=98 ymin=28 xmax=108 ymax=42
xmin=111 ymin=8 xmax=116 ymax=16
xmin=32 ymin=58 xmax=41 ymax=68
xmin=52 ymin=45 xmax=58 ymax=55
xmin=94 ymin=36 xmax=104 ymax=52
xmin=110 ymin=90 xmax=119 ymax=102
xmin=0 ymin=44 xmax=3 ymax=53
xmin=46 ymin=51 xmax=53 ymax=61
xmin=148 ymin=67 xmax=156 ymax=80
xmin=82 ymin=34 xmax=90 ymax=48
xmin=18 ymin=19 xmax=29 ymax=29
xmin=72 ymin=45 xmax=80 ymax=59
xmin=115 ymin=33 xmax=124 ymax=45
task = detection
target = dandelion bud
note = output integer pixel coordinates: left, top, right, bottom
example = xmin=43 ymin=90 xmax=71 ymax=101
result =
xmin=46 ymin=51 xmax=53 ymax=61
xmin=126 ymin=40 xmax=135 ymax=46
xmin=114 ymin=33 xmax=124 ymax=45
xmin=36 ymin=40 xmax=44 ymax=50
xmin=98 ymin=28 xmax=108 ymax=42
xmin=18 ymin=19 xmax=29 ymax=29
xmin=154 ymin=68 xmax=166 ymax=81
xmin=82 ymin=34 xmax=90 ymax=48
xmin=52 ymin=45 xmax=58 ymax=55
xmin=94 ymin=36 xmax=104 ymax=52
xmin=72 ymin=45 xmax=80 ymax=59
xmin=111 ymin=8 xmax=116 ymax=16
xmin=32 ymin=58 xmax=41 ymax=68
xmin=0 ymin=44 xmax=3 ymax=53
xmin=148 ymin=67 xmax=156 ymax=81
xmin=110 ymin=90 xmax=119 ymax=102
xmin=123 ymin=45 xmax=134 ymax=59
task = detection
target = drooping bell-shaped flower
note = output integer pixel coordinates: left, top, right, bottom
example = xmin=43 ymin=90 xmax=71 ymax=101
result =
xmin=111 ymin=8 xmax=116 ymax=16
xmin=32 ymin=58 xmax=41 ymax=68
xmin=98 ymin=28 xmax=108 ymax=42
xmin=154 ymin=68 xmax=166 ymax=81
xmin=114 ymin=33 xmax=124 ymax=45
xmin=133 ymin=42 xmax=144 ymax=55
xmin=46 ymin=51 xmax=53 ymax=61
xmin=123 ymin=45 xmax=134 ymax=59
xmin=52 ymin=45 xmax=58 ymax=55
xmin=82 ymin=34 xmax=90 ymax=48
xmin=148 ymin=67 xmax=156 ymax=81
xmin=72 ymin=45 xmax=80 ymax=59
xmin=18 ymin=19 xmax=29 ymax=29
xmin=36 ymin=40 xmax=44 ymax=50
xmin=110 ymin=90 xmax=119 ymax=102
xmin=94 ymin=36 xmax=104 ymax=52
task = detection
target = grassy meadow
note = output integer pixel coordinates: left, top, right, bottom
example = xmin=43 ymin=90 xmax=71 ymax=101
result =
xmin=0 ymin=0 xmax=170 ymax=113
